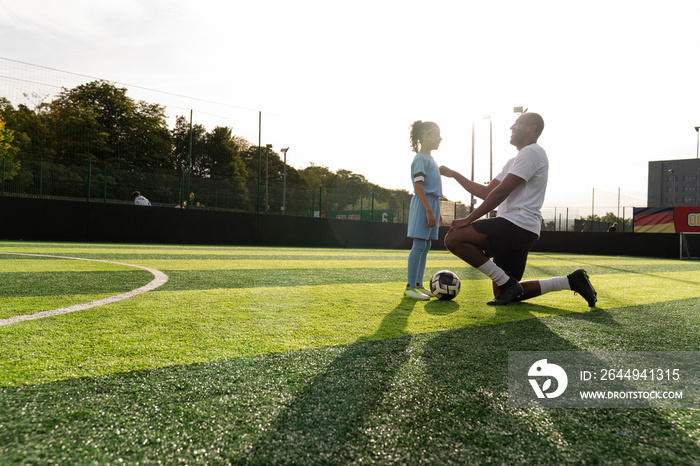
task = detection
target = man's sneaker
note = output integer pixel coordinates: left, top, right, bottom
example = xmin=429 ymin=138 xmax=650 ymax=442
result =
xmin=404 ymin=288 xmax=430 ymax=300
xmin=567 ymin=269 xmax=597 ymax=307
xmin=487 ymin=278 xmax=524 ymax=306
xmin=416 ymin=286 xmax=434 ymax=297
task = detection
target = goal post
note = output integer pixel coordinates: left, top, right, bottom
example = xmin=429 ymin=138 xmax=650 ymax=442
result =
xmin=679 ymin=232 xmax=700 ymax=260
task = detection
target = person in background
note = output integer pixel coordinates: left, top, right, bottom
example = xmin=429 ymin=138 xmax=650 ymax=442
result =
xmin=132 ymin=191 xmax=151 ymax=206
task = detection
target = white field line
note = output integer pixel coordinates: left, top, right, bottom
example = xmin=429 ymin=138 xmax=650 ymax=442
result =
xmin=0 ymin=253 xmax=169 ymax=326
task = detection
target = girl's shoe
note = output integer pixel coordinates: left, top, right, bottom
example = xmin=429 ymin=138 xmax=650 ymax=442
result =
xmin=416 ymin=286 xmax=434 ymax=297
xmin=404 ymin=288 xmax=429 ymax=300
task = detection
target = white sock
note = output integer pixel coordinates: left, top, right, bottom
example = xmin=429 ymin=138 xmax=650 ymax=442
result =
xmin=477 ymin=261 xmax=511 ymax=287
xmin=539 ymin=277 xmax=571 ymax=295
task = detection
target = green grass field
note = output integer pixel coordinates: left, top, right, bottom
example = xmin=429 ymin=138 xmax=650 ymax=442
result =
xmin=1 ymin=241 xmax=699 ymax=464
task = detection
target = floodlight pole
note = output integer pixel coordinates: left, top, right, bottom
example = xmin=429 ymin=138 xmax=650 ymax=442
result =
xmin=470 ymin=121 xmax=475 ymax=212
xmin=281 ymin=147 xmax=289 ymax=214
xmin=695 ymin=126 xmax=700 ymax=159
xmin=256 ymin=112 xmax=261 ymax=214
xmin=187 ymin=109 xmax=193 ymax=202
xmin=265 ymin=144 xmax=272 ymax=213
xmin=483 ymin=115 xmax=493 ymax=180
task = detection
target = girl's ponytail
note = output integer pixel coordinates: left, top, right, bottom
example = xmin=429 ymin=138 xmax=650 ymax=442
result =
xmin=409 ymin=120 xmax=423 ymax=152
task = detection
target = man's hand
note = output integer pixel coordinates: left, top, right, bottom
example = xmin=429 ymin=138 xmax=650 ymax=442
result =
xmin=439 ymin=165 xmax=455 ymax=178
xmin=449 ymin=217 xmax=471 ymax=232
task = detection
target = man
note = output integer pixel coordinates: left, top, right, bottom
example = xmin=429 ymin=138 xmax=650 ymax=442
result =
xmin=440 ymin=112 xmax=596 ymax=306
xmin=132 ymin=191 xmax=151 ymax=206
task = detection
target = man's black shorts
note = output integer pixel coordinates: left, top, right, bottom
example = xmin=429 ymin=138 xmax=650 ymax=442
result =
xmin=471 ymin=217 xmax=539 ymax=281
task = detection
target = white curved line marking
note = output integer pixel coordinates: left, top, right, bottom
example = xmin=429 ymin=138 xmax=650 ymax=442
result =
xmin=0 ymin=253 xmax=169 ymax=326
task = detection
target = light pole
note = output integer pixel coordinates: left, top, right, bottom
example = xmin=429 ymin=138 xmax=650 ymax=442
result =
xmin=256 ymin=112 xmax=261 ymax=214
xmin=668 ymin=169 xmax=676 ymax=206
xmin=470 ymin=121 xmax=475 ymax=212
xmin=187 ymin=109 xmax=193 ymax=205
xmin=265 ymin=144 xmax=272 ymax=213
xmin=281 ymin=147 xmax=289 ymax=214
xmin=695 ymin=126 xmax=699 ymax=159
xmin=483 ymin=115 xmax=493 ymax=180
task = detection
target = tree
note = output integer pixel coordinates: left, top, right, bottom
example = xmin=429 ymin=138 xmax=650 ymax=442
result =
xmin=201 ymin=126 xmax=250 ymax=210
xmin=600 ymin=212 xmax=619 ymax=224
xmin=297 ymin=165 xmax=413 ymax=220
xmin=334 ymin=169 xmax=371 ymax=211
xmin=0 ymin=98 xmax=54 ymax=160
xmin=600 ymin=211 xmax=632 ymax=232
xmin=0 ymin=113 xmax=20 ymax=180
xmin=126 ymin=100 xmax=171 ymax=168
xmin=49 ymin=81 xmax=170 ymax=167
xmin=239 ymin=146 xmax=308 ymax=213
xmin=169 ymin=119 xmax=254 ymax=209
xmin=298 ymin=164 xmax=335 ymax=190
xmin=0 ymin=81 xmax=443 ymax=218
xmin=205 ymin=126 xmax=248 ymax=180
xmin=170 ymin=115 xmax=207 ymax=175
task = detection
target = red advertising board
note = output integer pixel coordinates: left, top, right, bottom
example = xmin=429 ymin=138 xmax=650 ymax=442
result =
xmin=673 ymin=206 xmax=700 ymax=233
xmin=633 ymin=206 xmax=700 ymax=233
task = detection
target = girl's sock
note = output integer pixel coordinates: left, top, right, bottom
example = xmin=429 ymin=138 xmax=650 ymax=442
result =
xmin=407 ymin=239 xmax=430 ymax=287
xmin=415 ymin=239 xmax=431 ymax=287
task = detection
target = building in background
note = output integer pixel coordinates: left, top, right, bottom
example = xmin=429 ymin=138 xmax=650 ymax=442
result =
xmin=648 ymin=158 xmax=700 ymax=207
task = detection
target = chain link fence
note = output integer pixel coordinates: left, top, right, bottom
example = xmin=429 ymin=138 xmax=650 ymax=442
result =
xmin=3 ymin=156 xmax=473 ymax=223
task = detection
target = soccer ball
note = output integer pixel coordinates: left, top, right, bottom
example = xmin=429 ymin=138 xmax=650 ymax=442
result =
xmin=430 ymin=270 xmax=461 ymax=300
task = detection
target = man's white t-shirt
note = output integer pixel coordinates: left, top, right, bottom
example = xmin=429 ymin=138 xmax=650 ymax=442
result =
xmin=134 ymin=195 xmax=151 ymax=206
xmin=494 ymin=143 xmax=548 ymax=236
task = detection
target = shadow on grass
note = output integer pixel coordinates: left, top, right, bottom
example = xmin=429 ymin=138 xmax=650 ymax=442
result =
xmin=561 ymin=307 xmax=622 ymax=327
xmin=358 ymin=298 xmax=419 ymax=341
xmin=1 ymin=302 xmax=699 ymax=464
xmin=247 ymin=302 xmax=700 ymax=463
xmin=417 ymin=316 xmax=700 ymax=463
xmin=424 ymin=298 xmax=460 ymax=316
xmin=242 ymin=299 xmax=423 ymax=462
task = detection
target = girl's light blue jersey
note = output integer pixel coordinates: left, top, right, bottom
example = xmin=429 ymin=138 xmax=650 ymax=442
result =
xmin=411 ymin=152 xmax=442 ymax=197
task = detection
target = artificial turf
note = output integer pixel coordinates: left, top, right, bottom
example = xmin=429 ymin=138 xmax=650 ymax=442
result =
xmin=0 ymin=241 xmax=698 ymax=464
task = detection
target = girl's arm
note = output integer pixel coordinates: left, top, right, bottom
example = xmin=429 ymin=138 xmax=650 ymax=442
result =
xmin=414 ymin=181 xmax=436 ymax=228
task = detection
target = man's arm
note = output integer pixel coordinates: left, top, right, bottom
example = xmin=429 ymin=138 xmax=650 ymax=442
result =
xmin=440 ymin=165 xmax=498 ymax=200
xmin=449 ymin=173 xmax=525 ymax=231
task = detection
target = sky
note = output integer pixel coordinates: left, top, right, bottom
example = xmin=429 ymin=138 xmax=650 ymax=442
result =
xmin=2 ymin=0 xmax=700 ymax=218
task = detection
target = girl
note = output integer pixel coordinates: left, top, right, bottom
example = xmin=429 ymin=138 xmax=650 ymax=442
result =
xmin=405 ymin=120 xmax=443 ymax=299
